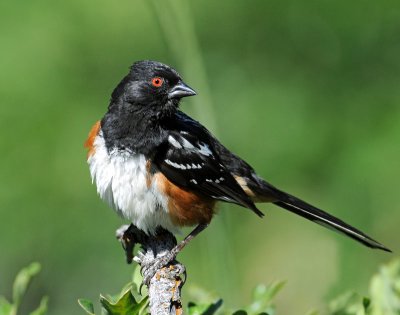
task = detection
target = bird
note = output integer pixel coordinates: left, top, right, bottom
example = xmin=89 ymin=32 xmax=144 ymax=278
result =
xmin=85 ymin=60 xmax=390 ymax=280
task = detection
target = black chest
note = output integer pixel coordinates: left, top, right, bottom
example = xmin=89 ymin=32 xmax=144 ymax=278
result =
xmin=101 ymin=108 xmax=168 ymax=157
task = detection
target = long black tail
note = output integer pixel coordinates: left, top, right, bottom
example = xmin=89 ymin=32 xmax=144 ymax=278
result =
xmin=257 ymin=182 xmax=391 ymax=252
xmin=272 ymin=194 xmax=390 ymax=252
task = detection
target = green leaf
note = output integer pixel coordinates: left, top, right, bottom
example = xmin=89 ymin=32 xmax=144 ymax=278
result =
xmin=188 ymin=300 xmax=223 ymax=315
xmin=329 ymin=292 xmax=368 ymax=315
xmin=0 ymin=296 xmax=13 ymax=315
xmin=232 ymin=310 xmax=247 ymax=315
xmin=362 ymin=298 xmax=370 ymax=311
xmin=132 ymin=266 xmax=143 ymax=295
xmin=12 ymin=262 xmax=41 ymax=308
xmin=246 ymin=281 xmax=285 ymax=315
xmin=369 ymin=259 xmax=400 ymax=315
xmin=78 ymin=298 xmax=95 ymax=315
xmin=137 ymin=295 xmax=149 ymax=315
xmin=187 ymin=284 xmax=219 ymax=305
xmin=100 ymin=289 xmax=148 ymax=315
xmin=30 ymin=296 xmax=48 ymax=315
xmin=119 ymin=283 xmax=134 ymax=298
xmin=202 ymin=299 xmax=223 ymax=315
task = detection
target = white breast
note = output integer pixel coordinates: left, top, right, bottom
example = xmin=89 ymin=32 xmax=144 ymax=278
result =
xmin=87 ymin=131 xmax=177 ymax=234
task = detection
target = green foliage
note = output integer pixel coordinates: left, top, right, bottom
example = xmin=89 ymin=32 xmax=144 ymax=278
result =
xmin=245 ymin=282 xmax=286 ymax=315
xmin=329 ymin=292 xmax=370 ymax=315
xmin=12 ymin=263 xmax=41 ymax=308
xmin=323 ymin=259 xmax=400 ymax=315
xmin=78 ymin=259 xmax=400 ymax=315
xmin=78 ymin=268 xmax=149 ymax=315
xmin=100 ymin=289 xmax=149 ymax=315
xmin=189 ymin=259 xmax=400 ymax=315
xmin=1 ymin=259 xmax=398 ymax=315
xmin=29 ymin=297 xmax=48 ymax=315
xmin=78 ymin=299 xmax=95 ymax=315
xmin=188 ymin=300 xmax=223 ymax=315
xmin=186 ymin=281 xmax=284 ymax=315
xmin=78 ymin=287 xmax=149 ymax=315
xmin=368 ymin=259 xmax=400 ymax=315
xmin=0 ymin=262 xmax=48 ymax=315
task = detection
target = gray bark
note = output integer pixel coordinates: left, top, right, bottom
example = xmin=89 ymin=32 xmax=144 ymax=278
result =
xmin=116 ymin=225 xmax=185 ymax=315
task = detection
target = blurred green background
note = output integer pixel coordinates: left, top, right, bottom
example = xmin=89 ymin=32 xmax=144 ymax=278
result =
xmin=0 ymin=0 xmax=399 ymax=314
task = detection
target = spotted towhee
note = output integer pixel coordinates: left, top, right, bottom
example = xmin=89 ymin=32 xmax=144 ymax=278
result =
xmin=85 ymin=60 xmax=389 ymax=274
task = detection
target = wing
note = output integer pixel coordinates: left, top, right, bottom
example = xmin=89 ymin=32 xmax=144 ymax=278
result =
xmin=162 ymin=112 xmax=390 ymax=251
xmin=168 ymin=111 xmax=272 ymax=200
xmin=153 ymin=129 xmax=263 ymax=217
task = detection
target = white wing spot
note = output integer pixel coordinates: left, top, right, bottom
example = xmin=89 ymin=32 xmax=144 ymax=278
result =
xmin=168 ymin=136 xmax=182 ymax=149
xmin=198 ymin=143 xmax=213 ymax=156
xmin=165 ymin=159 xmax=186 ymax=170
xmin=190 ymin=179 xmax=198 ymax=184
xmin=181 ymin=137 xmax=195 ymax=149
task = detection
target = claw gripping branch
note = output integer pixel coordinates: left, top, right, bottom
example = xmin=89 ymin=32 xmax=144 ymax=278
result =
xmin=116 ymin=224 xmax=185 ymax=315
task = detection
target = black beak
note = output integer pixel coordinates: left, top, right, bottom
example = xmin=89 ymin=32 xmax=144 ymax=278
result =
xmin=168 ymin=81 xmax=197 ymax=99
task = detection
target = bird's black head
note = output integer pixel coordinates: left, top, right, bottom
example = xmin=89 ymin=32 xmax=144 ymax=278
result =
xmin=110 ymin=60 xmax=196 ymax=117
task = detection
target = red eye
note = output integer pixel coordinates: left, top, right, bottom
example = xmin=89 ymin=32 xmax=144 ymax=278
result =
xmin=151 ymin=77 xmax=164 ymax=87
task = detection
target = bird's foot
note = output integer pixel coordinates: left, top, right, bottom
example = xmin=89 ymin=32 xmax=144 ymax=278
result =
xmin=141 ymin=248 xmax=184 ymax=286
xmin=141 ymin=252 xmax=175 ymax=286
xmin=116 ymin=224 xmax=198 ymax=289
xmin=116 ymin=224 xmax=148 ymax=264
xmin=139 ymin=224 xmax=208 ymax=286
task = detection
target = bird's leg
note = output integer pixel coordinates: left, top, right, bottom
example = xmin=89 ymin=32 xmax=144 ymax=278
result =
xmin=169 ymin=223 xmax=209 ymax=257
xmin=116 ymin=224 xmax=148 ymax=264
xmin=142 ymin=223 xmax=209 ymax=285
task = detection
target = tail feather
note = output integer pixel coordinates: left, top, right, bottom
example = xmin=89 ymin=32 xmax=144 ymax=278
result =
xmin=254 ymin=180 xmax=391 ymax=252
xmin=272 ymin=195 xmax=390 ymax=252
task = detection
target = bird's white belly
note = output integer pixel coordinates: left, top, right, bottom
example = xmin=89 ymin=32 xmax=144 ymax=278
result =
xmin=87 ymin=132 xmax=177 ymax=234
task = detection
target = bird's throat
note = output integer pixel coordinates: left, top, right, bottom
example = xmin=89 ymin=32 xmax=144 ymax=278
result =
xmin=101 ymin=104 xmax=167 ymax=155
